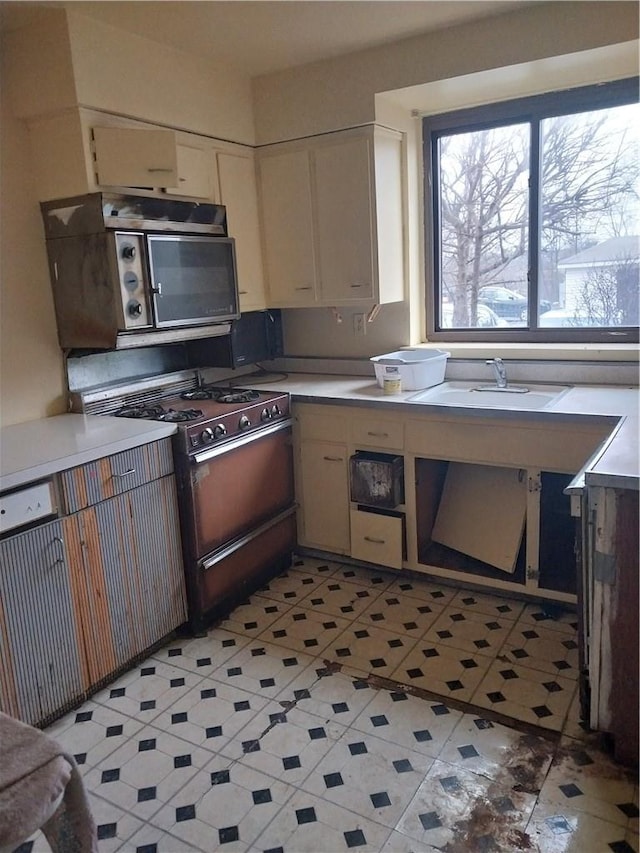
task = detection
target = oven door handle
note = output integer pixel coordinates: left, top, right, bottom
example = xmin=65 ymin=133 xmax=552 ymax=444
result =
xmin=192 ymin=417 xmax=293 ymax=464
xmin=199 ymin=506 xmax=297 ymax=570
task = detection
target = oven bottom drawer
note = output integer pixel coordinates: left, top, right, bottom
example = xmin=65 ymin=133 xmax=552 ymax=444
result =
xmin=192 ymin=509 xmax=296 ymax=630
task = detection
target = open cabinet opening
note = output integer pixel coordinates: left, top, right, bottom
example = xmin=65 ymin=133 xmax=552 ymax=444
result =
xmin=415 ymin=457 xmax=527 ymax=585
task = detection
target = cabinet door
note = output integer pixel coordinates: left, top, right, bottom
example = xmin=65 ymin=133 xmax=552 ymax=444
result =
xmin=0 ymin=520 xmax=84 ymax=725
xmin=66 ymin=478 xmax=186 ymax=684
xmin=314 ymin=137 xmax=375 ymax=303
xmin=258 ymin=149 xmax=317 ymax=306
xmin=93 ymin=126 xmax=178 ymax=188
xmin=65 ymin=500 xmax=143 ymax=684
xmin=298 ymin=441 xmax=350 ymax=552
xmin=126 ymin=477 xmax=187 ymax=651
xmin=165 ymin=144 xmax=215 ymax=199
xmin=218 ymin=151 xmax=267 ymax=311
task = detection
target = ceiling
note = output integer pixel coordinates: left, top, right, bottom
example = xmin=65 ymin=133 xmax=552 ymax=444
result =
xmin=0 ymin=1 xmax=534 ymax=77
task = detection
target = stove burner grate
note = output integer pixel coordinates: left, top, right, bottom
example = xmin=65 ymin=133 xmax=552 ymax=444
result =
xmin=162 ymin=408 xmax=203 ymax=422
xmin=114 ymin=403 xmax=167 ymax=419
xmin=113 ymin=404 xmax=203 ymax=422
xmin=181 ymin=387 xmax=261 ymax=404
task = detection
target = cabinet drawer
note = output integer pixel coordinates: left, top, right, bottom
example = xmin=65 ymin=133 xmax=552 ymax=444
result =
xmin=60 ymin=438 xmax=174 ymax=513
xmin=405 ymin=417 xmax=607 ymax=472
xmin=350 ymin=417 xmax=404 ymax=450
xmin=350 ymin=509 xmax=403 ymax=569
xmin=295 ymin=404 xmax=349 ymax=442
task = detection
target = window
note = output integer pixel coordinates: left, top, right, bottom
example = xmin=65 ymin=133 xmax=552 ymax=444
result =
xmin=424 ymin=78 xmax=639 ymax=343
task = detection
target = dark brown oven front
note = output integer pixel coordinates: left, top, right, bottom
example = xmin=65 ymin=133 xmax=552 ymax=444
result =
xmin=177 ymin=419 xmax=296 ymax=630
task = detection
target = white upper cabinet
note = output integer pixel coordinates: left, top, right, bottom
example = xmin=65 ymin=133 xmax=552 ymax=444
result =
xmin=257 ymin=148 xmax=318 ymax=306
xmin=28 ymin=108 xmax=267 ymax=314
xmin=92 ymin=126 xmax=179 ymax=190
xmin=217 ymin=151 xmax=267 ymax=311
xmin=257 ymin=125 xmax=405 ymax=308
xmin=313 ymin=136 xmax=375 ymax=303
xmin=92 ymin=127 xmax=215 ymax=200
xmin=165 ymin=143 xmax=216 ymax=200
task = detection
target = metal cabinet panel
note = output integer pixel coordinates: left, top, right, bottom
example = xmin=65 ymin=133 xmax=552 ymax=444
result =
xmin=127 ymin=477 xmax=187 ymax=652
xmin=65 ymin=477 xmax=186 ymax=686
xmin=59 ymin=438 xmax=174 ymax=513
xmin=0 ymin=520 xmax=84 ymax=725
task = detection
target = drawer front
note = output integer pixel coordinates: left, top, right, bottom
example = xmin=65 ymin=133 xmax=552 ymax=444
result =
xmin=350 ymin=509 xmax=403 ymax=569
xmin=405 ymin=417 xmax=607 ymax=472
xmin=295 ymin=404 xmax=349 ymax=443
xmin=60 ymin=438 xmax=174 ymax=514
xmin=350 ymin=417 xmax=404 ymax=450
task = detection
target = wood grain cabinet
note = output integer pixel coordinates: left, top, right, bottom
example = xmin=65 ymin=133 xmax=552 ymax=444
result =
xmin=580 ymin=485 xmax=639 ymax=767
xmin=0 ymin=438 xmax=186 ymax=727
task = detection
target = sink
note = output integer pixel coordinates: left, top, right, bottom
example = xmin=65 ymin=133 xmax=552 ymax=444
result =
xmin=408 ymin=381 xmax=571 ymax=410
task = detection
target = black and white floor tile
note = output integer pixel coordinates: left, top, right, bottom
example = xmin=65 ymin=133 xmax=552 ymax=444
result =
xmin=15 ymin=555 xmax=638 ymax=853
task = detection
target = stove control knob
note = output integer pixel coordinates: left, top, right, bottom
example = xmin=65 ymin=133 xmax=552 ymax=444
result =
xmin=127 ymin=299 xmax=143 ymax=317
xmin=200 ymin=427 xmax=215 ymax=444
xmin=270 ymin=404 xmax=281 ymax=417
xmin=260 ymin=408 xmax=272 ymax=422
xmin=239 ymin=414 xmax=251 ymax=431
xmin=121 ymin=243 xmax=137 ymax=261
xmin=213 ymin=423 xmax=227 ymax=439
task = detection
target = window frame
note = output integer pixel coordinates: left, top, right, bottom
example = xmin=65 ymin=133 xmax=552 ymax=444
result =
xmin=423 ymin=77 xmax=639 ymax=345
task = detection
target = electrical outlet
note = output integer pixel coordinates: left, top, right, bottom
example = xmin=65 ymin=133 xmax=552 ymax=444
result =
xmin=353 ymin=313 xmax=366 ymax=336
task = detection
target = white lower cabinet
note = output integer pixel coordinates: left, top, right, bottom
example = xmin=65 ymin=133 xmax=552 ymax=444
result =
xmin=295 ymin=402 xmax=611 ymax=605
xmin=350 ymin=508 xmax=403 ymax=569
xmin=298 ymin=441 xmax=350 ymax=553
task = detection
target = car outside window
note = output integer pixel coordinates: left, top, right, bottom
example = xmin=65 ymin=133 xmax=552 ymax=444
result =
xmin=423 ymin=78 xmax=639 ymax=344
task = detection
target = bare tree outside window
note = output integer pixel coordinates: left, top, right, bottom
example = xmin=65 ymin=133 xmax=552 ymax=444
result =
xmin=427 ymin=80 xmax=640 ymax=341
xmin=438 ymin=124 xmax=529 ymax=327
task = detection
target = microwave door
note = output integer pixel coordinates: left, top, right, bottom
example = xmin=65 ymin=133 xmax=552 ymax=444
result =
xmin=147 ymin=234 xmax=240 ymax=328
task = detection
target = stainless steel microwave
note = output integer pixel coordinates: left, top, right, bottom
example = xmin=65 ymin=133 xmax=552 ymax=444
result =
xmin=40 ymin=192 xmax=240 ymax=350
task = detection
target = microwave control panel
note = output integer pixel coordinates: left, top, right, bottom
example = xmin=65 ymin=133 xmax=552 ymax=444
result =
xmin=115 ymin=231 xmax=151 ymax=330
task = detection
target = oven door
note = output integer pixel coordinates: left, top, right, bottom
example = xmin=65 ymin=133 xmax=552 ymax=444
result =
xmin=146 ymin=233 xmax=240 ymax=327
xmin=188 ymin=418 xmax=294 ymax=557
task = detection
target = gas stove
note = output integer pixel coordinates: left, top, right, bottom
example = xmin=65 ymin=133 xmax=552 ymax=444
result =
xmin=70 ymin=371 xmax=290 ymax=457
xmin=137 ymin=387 xmax=289 ymax=456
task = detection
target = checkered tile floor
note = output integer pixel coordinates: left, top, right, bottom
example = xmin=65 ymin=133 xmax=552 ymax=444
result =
xmin=16 ymin=557 xmax=638 ymax=852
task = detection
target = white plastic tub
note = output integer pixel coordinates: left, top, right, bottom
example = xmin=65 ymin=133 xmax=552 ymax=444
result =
xmin=370 ymin=349 xmax=449 ymax=391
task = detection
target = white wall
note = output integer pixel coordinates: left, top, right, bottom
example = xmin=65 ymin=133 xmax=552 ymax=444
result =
xmin=66 ymin=10 xmax=256 ymax=146
xmin=252 ymin=2 xmax=639 ymax=144
xmin=0 ymin=64 xmax=67 ymax=425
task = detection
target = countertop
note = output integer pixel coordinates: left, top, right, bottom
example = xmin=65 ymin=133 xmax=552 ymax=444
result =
xmin=1 ymin=375 xmax=637 ymax=494
xmin=0 ymin=414 xmax=177 ymax=492
xmin=247 ymin=373 xmax=640 ymax=491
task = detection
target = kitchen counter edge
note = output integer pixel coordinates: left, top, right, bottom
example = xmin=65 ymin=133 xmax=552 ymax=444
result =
xmin=249 ymin=373 xmax=639 ymax=492
xmin=0 ymin=413 xmax=177 ymax=492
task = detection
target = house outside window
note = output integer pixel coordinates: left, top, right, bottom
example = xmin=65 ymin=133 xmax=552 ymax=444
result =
xmin=423 ymin=78 xmax=640 ymax=344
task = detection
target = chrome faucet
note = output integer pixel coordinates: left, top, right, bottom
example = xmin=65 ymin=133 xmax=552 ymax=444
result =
xmin=486 ymin=358 xmax=507 ymax=388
